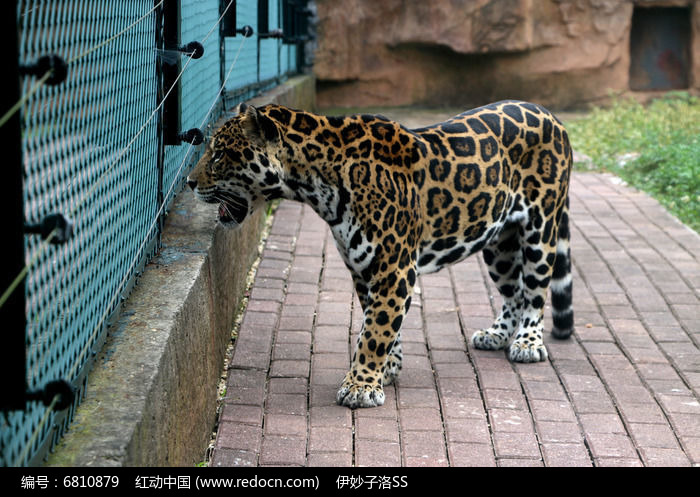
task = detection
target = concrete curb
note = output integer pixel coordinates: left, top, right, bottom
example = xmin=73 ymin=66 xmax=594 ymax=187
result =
xmin=45 ymin=75 xmax=315 ymax=467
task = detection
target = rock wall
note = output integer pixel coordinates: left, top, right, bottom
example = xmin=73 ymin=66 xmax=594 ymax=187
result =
xmin=313 ymin=0 xmax=700 ymax=110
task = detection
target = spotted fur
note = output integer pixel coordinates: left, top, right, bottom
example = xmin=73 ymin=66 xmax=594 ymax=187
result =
xmin=188 ymin=101 xmax=574 ymax=408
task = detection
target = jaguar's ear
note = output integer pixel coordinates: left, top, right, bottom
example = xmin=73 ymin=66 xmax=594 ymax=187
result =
xmin=240 ymin=104 xmax=280 ymax=145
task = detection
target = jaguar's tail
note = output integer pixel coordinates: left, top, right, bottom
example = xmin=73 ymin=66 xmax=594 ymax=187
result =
xmin=551 ymin=198 xmax=574 ymax=339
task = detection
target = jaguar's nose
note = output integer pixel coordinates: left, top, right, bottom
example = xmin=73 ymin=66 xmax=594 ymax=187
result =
xmin=187 ymin=178 xmax=197 ymax=190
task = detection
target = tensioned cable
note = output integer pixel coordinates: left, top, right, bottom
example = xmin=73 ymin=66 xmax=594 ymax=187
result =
xmin=66 ymin=32 xmax=252 ymax=384
xmin=0 ymin=2 xmax=168 ymax=309
xmin=22 ymin=52 xmax=197 ymax=385
xmin=13 ymin=396 xmax=59 ymax=467
xmin=0 ymin=71 xmax=52 ymax=130
xmin=22 ymin=0 xmax=238 ymax=362
xmin=0 ymin=0 xmax=233 ymax=313
xmin=0 ymin=52 xmax=196 ymax=314
xmin=13 ymin=23 xmax=252 ymax=468
xmin=202 ymin=0 xmax=233 ymax=44
xmin=9 ymin=3 xmax=223 ymax=464
xmin=22 ymin=4 xmax=239 ymax=377
xmin=7 ymin=2 xmax=169 ymax=465
xmin=66 ymin=1 xmax=164 ymax=66
xmin=15 ymin=11 xmax=244 ymax=409
xmin=0 ymin=1 xmax=164 ymax=130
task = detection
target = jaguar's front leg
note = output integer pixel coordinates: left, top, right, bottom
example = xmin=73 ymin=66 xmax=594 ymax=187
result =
xmin=337 ymin=267 xmax=415 ymax=408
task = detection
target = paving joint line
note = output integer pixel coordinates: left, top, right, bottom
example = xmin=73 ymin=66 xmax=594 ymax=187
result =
xmin=570 ymin=194 xmax=693 ymax=464
xmin=471 ymin=253 xmax=502 ymax=464
xmin=305 ymin=210 xmax=325 ymax=467
xmin=260 ymin=203 xmax=302 ymax=466
xmin=583 ymin=176 xmax=697 ymax=347
xmin=569 ymin=177 xmax=693 ymax=464
xmin=568 ymin=230 xmax=668 ymax=465
xmin=476 ymin=255 xmax=551 ymax=465
xmin=417 ymin=273 xmax=453 ymax=466
xmin=605 ymin=175 xmax=699 ymax=266
xmin=207 ymin=203 xmax=277 ymax=465
xmin=573 ymin=177 xmax=697 ymax=387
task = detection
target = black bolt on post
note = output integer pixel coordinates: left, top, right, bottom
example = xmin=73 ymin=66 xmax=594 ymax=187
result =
xmin=178 ymin=40 xmax=204 ymax=59
xmin=1 ymin=0 xmax=26 ymax=411
xmin=24 ymin=213 xmax=75 ymax=245
xmin=178 ymin=128 xmax=204 ymax=145
xmin=19 ymin=54 xmax=68 ymax=86
xmin=237 ymin=25 xmax=254 ymax=37
xmin=25 ymin=380 xmax=75 ymax=411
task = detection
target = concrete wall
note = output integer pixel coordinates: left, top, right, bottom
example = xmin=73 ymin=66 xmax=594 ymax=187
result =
xmin=45 ymin=75 xmax=315 ymax=467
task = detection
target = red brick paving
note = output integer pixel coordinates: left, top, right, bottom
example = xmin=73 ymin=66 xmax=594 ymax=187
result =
xmin=211 ymin=172 xmax=700 ymax=467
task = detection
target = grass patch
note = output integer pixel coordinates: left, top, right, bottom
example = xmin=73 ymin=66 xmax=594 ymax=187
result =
xmin=566 ymin=91 xmax=699 ymax=232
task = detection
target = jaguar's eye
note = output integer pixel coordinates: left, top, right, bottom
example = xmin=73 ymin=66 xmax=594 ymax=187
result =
xmin=212 ymin=150 xmax=224 ymax=162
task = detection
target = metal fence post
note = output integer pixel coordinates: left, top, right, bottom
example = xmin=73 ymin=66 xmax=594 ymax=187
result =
xmin=162 ymin=0 xmax=182 ymax=147
xmin=155 ymin=0 xmax=167 ymax=237
xmin=1 ymin=0 xmax=27 ymax=412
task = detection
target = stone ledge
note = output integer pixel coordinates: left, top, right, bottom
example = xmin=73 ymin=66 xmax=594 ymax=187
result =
xmin=45 ymin=75 xmax=315 ymax=467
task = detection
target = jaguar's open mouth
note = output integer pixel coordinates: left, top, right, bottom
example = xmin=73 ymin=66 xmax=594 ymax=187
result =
xmin=217 ymin=196 xmax=249 ymax=226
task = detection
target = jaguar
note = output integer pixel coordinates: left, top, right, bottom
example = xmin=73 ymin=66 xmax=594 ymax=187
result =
xmin=187 ymin=100 xmax=574 ymax=408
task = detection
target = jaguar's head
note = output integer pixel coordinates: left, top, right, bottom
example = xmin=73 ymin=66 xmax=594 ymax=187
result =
xmin=187 ymin=103 xmax=282 ymax=228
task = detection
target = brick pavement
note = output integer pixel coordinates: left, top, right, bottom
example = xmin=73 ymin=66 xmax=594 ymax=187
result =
xmin=210 ymin=172 xmax=700 ymax=467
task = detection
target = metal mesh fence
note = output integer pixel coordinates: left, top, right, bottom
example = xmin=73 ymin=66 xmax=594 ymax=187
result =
xmin=1 ymin=0 xmax=310 ymax=467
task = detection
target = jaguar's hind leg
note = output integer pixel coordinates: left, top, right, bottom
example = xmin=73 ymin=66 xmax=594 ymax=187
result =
xmin=471 ymin=223 xmax=524 ymax=351
xmin=505 ymin=219 xmax=558 ymax=363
